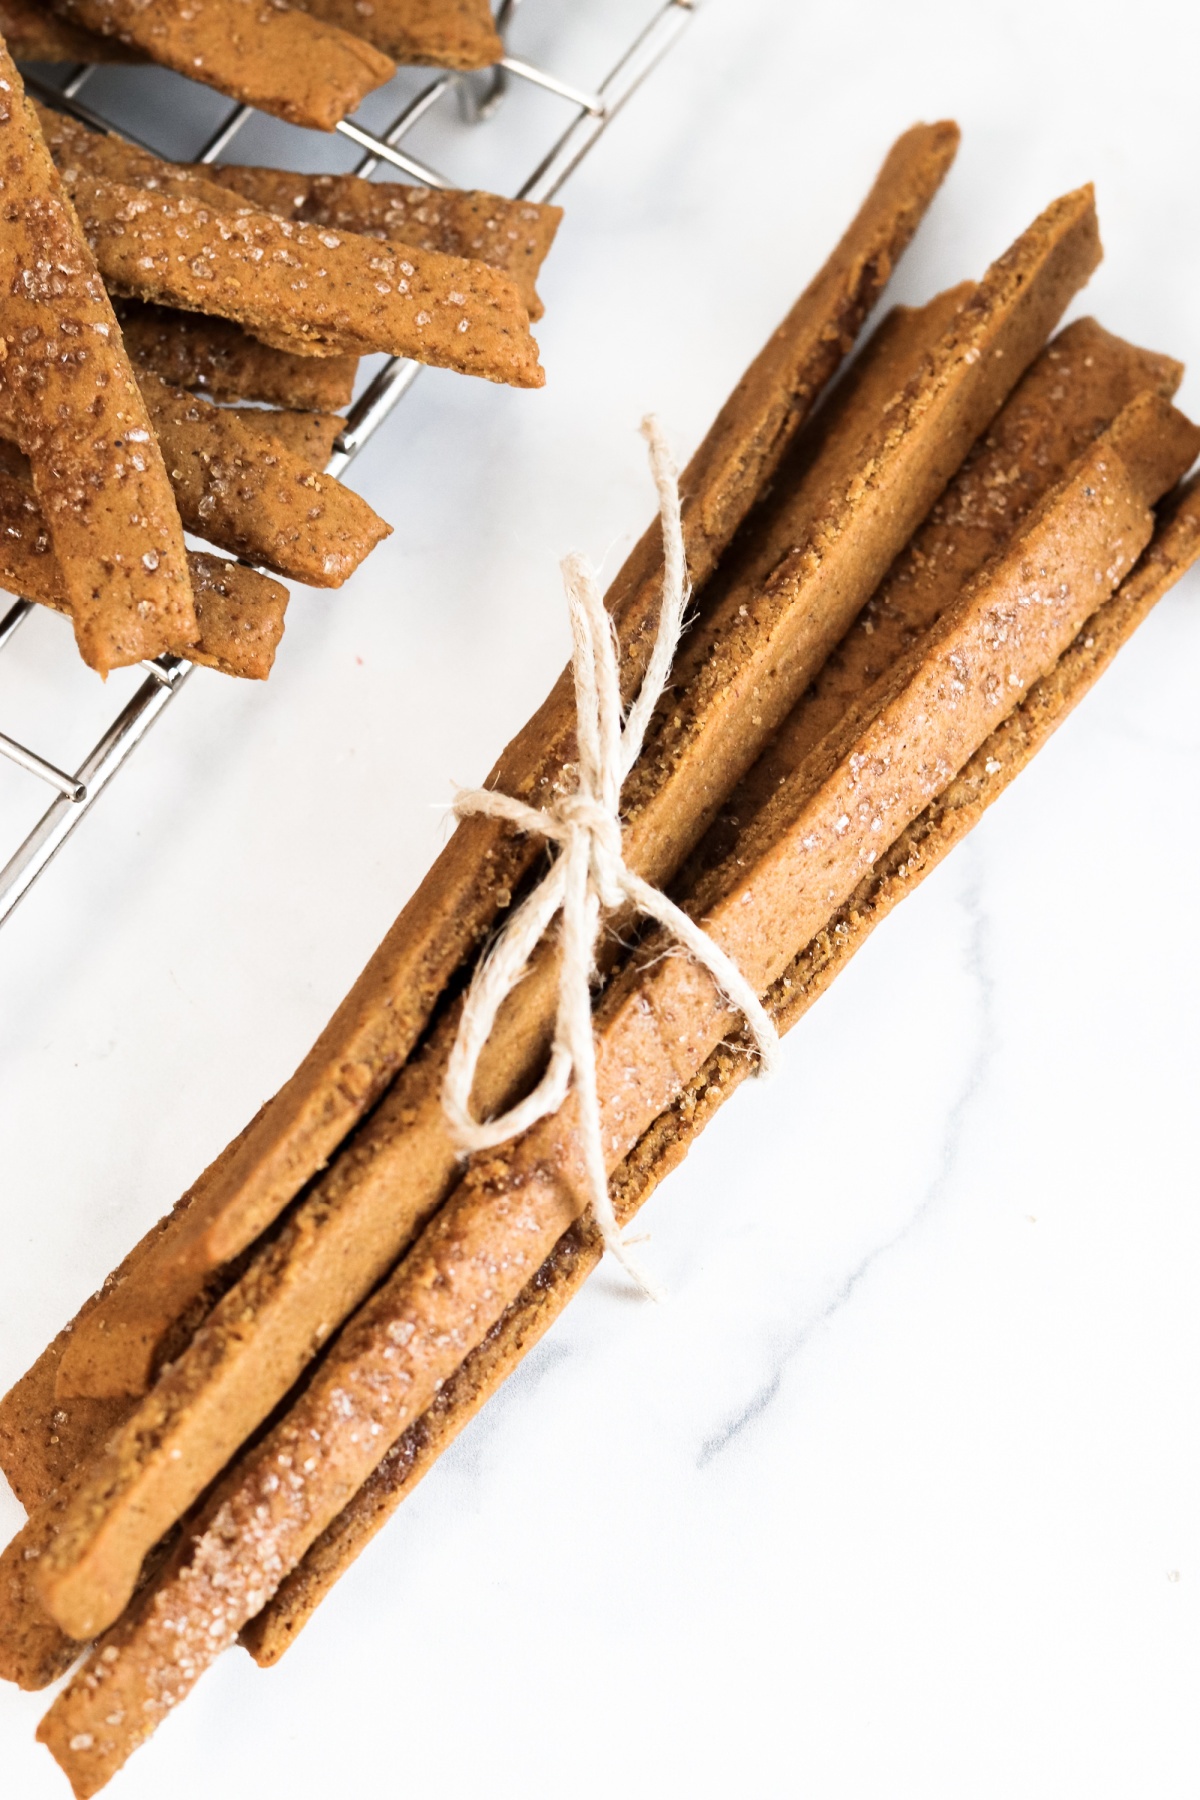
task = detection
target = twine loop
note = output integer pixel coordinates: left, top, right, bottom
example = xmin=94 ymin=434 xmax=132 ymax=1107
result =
xmin=443 ymin=417 xmax=778 ymax=1293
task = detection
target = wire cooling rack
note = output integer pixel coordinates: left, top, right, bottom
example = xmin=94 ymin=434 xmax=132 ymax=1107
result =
xmin=0 ymin=0 xmax=694 ymax=925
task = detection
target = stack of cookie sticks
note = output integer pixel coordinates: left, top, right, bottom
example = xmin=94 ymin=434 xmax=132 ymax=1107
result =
xmin=0 ymin=55 xmax=561 ymax=678
xmin=251 ymin=401 xmax=1200 ymax=1666
xmin=4 ymin=119 xmax=1200 ymax=1795
xmin=4 ymin=179 xmax=1106 ymax=1583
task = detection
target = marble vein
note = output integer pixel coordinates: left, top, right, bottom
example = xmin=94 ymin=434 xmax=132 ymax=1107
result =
xmin=697 ymin=847 xmax=997 ymax=1468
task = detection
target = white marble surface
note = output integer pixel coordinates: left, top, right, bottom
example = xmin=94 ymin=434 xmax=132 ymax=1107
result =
xmin=3 ymin=0 xmax=1200 ymax=1793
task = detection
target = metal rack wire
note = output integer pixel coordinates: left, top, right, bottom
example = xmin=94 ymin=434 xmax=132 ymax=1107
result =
xmin=0 ymin=0 xmax=694 ymax=925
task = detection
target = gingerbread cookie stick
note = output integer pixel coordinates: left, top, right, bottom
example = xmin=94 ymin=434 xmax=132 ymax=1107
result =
xmin=0 ymin=462 xmax=289 ymax=679
xmin=160 ymin=553 xmax=287 ymax=679
xmin=246 ymin=468 xmax=1200 ymax=1665
xmin=132 ymin=373 xmax=390 ymax=586
xmin=205 ymin=168 xmax=561 ymax=320
xmin=34 ymin=403 xmax=1196 ymax=1784
xmin=291 ymin=0 xmax=502 ymax=68
xmin=0 ymin=0 xmax=140 ymax=61
xmin=44 ymin=0 xmax=395 ymax=129
xmin=0 ymin=45 xmax=193 ymax=674
xmin=114 ymin=300 xmax=359 ymax=411
xmin=31 ymin=107 xmax=539 ymax=377
xmin=66 ymin=176 xmax=543 ymax=382
xmin=33 ymin=102 xmax=562 ymax=322
xmin=37 ymin=123 xmax=962 ymax=1405
xmin=9 ymin=299 xmax=1161 ymax=1648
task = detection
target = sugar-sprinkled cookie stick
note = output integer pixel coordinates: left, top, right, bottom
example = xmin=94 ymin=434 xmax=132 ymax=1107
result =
xmin=66 ymin=176 xmax=544 ymax=382
xmin=202 ymin=168 xmax=561 ymax=321
xmin=131 ymin=373 xmax=391 ymax=588
xmin=33 ymin=102 xmax=563 ymax=322
xmin=0 ymin=44 xmax=194 ymax=674
xmin=44 ymin=0 xmax=395 ymax=130
xmin=33 ymin=107 xmax=541 ymax=378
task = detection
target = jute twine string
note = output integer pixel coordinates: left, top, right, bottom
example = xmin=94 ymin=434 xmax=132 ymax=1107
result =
xmin=443 ymin=417 xmax=778 ymax=1294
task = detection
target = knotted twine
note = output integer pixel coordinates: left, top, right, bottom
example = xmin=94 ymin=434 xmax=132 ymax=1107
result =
xmin=442 ymin=417 xmax=778 ymax=1294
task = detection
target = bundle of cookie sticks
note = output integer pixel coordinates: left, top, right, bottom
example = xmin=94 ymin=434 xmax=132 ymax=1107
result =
xmin=2 ymin=114 xmax=1199 ymax=1796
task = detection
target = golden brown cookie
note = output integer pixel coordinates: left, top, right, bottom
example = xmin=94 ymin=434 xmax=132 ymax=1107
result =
xmin=33 ymin=102 xmax=561 ymax=321
xmin=133 ymin=373 xmax=390 ymax=586
xmin=207 ymin=167 xmax=561 ymax=320
xmin=45 ymin=0 xmax=395 ymax=129
xmin=0 ymin=44 xmax=193 ymax=673
xmin=68 ymin=176 xmax=544 ymax=381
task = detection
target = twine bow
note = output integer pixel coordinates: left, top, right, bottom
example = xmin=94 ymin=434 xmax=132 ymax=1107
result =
xmin=443 ymin=417 xmax=778 ymax=1293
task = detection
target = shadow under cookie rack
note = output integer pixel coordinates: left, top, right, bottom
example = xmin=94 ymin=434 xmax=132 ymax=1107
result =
xmin=0 ymin=0 xmax=694 ymax=928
